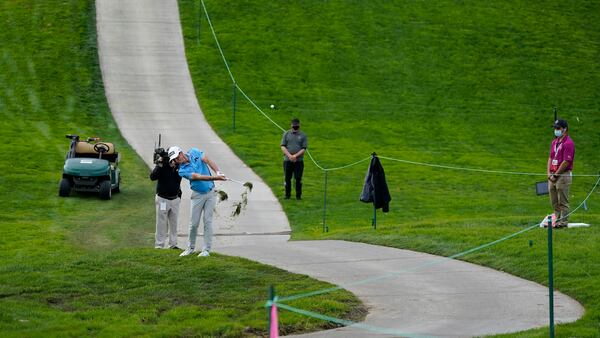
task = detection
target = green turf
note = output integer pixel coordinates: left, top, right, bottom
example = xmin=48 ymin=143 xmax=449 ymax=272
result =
xmin=180 ymin=0 xmax=600 ymax=336
xmin=0 ymin=1 xmax=363 ymax=336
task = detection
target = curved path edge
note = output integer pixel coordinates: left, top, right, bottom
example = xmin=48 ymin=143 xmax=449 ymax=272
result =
xmin=95 ymin=1 xmax=583 ymax=337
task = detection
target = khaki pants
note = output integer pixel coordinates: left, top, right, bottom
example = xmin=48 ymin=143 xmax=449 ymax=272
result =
xmin=187 ymin=190 xmax=216 ymax=252
xmin=155 ymin=195 xmax=181 ymax=248
xmin=549 ymin=172 xmax=572 ymax=224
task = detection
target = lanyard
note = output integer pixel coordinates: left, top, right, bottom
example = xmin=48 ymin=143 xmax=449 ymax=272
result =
xmin=553 ymin=140 xmax=563 ymax=161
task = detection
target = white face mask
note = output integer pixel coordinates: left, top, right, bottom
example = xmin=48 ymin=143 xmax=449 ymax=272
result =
xmin=554 ymin=129 xmax=563 ymax=137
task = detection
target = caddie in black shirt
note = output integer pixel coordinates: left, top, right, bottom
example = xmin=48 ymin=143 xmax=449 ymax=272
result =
xmin=280 ymin=118 xmax=308 ymax=200
xmin=150 ymin=153 xmax=182 ymax=249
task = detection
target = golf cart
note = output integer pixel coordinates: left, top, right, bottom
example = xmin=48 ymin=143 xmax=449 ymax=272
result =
xmin=59 ymin=134 xmax=121 ymax=200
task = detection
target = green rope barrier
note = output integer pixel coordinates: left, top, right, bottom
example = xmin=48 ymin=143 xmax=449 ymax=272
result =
xmin=306 ymin=150 xmax=371 ymax=172
xmin=267 ymin=174 xmax=596 ymax=335
xmin=379 ymin=155 xmax=599 ymax=177
xmin=270 ymin=301 xmax=436 ymax=338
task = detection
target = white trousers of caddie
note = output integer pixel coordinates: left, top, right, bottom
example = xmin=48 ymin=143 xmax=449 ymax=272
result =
xmin=155 ymin=195 xmax=181 ymax=248
xmin=187 ymin=190 xmax=216 ymax=252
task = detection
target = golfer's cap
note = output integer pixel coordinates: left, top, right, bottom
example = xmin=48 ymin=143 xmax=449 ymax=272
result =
xmin=553 ymin=119 xmax=568 ymax=129
xmin=168 ymin=146 xmax=182 ymax=161
xmin=291 ymin=118 xmax=300 ymax=126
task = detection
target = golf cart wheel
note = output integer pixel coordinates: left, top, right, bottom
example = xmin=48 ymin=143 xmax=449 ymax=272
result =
xmin=99 ymin=180 xmax=112 ymax=200
xmin=59 ymin=178 xmax=72 ymax=197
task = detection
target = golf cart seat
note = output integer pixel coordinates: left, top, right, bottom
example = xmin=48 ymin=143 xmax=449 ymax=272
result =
xmin=74 ymin=141 xmax=119 ymax=162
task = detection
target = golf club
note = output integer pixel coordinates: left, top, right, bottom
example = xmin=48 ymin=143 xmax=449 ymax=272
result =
xmin=227 ymin=178 xmax=253 ymax=191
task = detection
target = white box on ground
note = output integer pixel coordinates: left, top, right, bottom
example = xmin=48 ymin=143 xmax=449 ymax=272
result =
xmin=538 ymin=215 xmax=590 ymax=228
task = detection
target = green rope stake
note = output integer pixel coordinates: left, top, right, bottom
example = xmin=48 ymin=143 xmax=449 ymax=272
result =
xmin=323 ymin=171 xmax=329 ymax=233
xmin=372 ymin=207 xmax=377 ymax=229
xmin=547 ymin=217 xmax=554 ymax=338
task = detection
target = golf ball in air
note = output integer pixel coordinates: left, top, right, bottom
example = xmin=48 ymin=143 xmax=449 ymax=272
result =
xmin=270 ymin=104 xmax=275 ymax=109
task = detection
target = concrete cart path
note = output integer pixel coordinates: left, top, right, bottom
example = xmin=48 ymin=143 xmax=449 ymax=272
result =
xmin=96 ymin=1 xmax=583 ymax=337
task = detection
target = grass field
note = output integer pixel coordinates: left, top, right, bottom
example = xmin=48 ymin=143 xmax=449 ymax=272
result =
xmin=0 ymin=1 xmax=363 ymax=336
xmin=180 ymin=0 xmax=600 ymax=336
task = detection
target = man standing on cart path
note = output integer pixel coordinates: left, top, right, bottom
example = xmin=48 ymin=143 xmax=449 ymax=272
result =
xmin=168 ymin=146 xmax=226 ymax=257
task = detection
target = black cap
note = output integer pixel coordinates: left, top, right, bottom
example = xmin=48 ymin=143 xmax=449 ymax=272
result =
xmin=552 ymin=119 xmax=568 ymax=129
xmin=291 ymin=118 xmax=300 ymax=126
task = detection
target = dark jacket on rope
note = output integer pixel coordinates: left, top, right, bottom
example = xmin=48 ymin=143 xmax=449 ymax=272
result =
xmin=360 ymin=155 xmax=391 ymax=212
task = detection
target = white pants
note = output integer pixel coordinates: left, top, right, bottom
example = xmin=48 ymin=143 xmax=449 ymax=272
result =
xmin=187 ymin=190 xmax=216 ymax=251
xmin=155 ymin=195 xmax=181 ymax=248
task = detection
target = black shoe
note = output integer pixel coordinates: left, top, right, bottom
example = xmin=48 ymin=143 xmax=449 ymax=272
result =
xmin=296 ymin=196 xmax=302 ymax=200
xmin=284 ymin=196 xmax=291 ymax=200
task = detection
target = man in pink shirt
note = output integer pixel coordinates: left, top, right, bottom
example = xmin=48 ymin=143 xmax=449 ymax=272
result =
xmin=547 ymin=119 xmax=575 ymax=228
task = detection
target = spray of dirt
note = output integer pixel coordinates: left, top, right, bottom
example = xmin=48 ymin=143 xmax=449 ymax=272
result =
xmin=232 ymin=182 xmax=253 ymax=217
